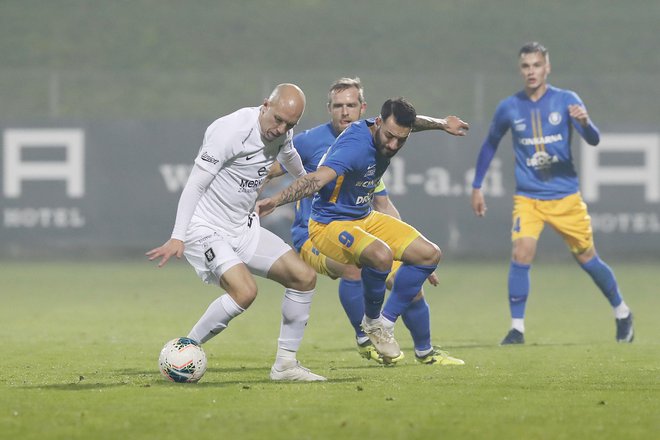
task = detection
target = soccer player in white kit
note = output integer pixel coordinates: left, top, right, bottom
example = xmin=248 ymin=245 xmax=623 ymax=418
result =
xmin=147 ymin=84 xmax=326 ymax=381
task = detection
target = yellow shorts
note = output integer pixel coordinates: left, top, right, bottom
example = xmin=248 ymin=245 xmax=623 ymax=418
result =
xmin=512 ymin=193 xmax=594 ymax=254
xmin=299 ymin=238 xmax=402 ymax=282
xmin=308 ymin=211 xmax=421 ymax=266
xmin=298 ymin=239 xmax=334 ymax=278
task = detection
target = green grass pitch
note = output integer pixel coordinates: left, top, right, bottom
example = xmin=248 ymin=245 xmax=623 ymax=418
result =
xmin=1 ymin=260 xmax=658 ymax=439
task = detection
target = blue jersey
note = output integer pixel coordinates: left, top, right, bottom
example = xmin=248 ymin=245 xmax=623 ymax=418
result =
xmin=290 ymin=121 xmax=388 ymax=251
xmin=473 ymin=85 xmax=600 ymax=199
xmin=311 ymin=119 xmax=390 ymax=224
xmin=290 ymin=123 xmax=336 ymax=251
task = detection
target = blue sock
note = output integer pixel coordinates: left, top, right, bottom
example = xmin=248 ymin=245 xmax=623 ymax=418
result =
xmin=508 ymin=261 xmax=531 ymax=319
xmin=382 ymin=264 xmax=436 ymax=322
xmin=338 ymin=279 xmax=366 ymax=338
xmin=361 ymin=266 xmax=390 ymax=319
xmin=401 ymin=297 xmax=432 ymax=352
xmin=579 ymin=255 xmax=623 ymax=307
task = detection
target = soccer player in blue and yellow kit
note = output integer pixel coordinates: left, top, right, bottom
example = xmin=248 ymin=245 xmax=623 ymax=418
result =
xmin=258 ymin=98 xmax=465 ymax=363
xmin=471 ymin=42 xmax=634 ymax=344
xmin=275 ymin=77 xmax=468 ymax=365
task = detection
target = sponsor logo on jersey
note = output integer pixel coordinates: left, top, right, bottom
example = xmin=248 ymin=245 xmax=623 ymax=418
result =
xmin=201 ymin=152 xmax=219 ymax=165
xmin=549 ymin=112 xmax=562 ymax=125
xmin=354 ymin=179 xmax=378 ymax=188
xmin=365 ymin=163 xmax=376 ymax=178
xmin=355 ymin=194 xmax=373 ymax=205
xmin=238 ymin=167 xmax=269 ymax=193
xmin=239 ymin=177 xmax=265 ymax=190
xmin=526 ymin=150 xmax=559 ymax=170
xmin=519 ymin=133 xmax=563 ymax=146
xmin=245 ymin=154 xmax=257 ymax=160
xmin=514 ymin=118 xmax=526 ymax=131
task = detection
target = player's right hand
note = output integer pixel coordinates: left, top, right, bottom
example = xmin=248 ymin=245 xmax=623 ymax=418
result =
xmin=471 ymin=188 xmax=487 ymax=217
xmin=146 ymin=238 xmax=184 ymax=268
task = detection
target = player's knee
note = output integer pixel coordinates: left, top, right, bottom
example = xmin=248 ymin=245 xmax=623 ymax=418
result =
xmin=288 ymin=264 xmax=317 ymax=291
xmin=433 ymin=245 xmax=443 ymax=265
xmin=511 ymin=247 xmax=533 ymax=264
xmin=363 ymin=243 xmax=393 ymax=272
xmin=341 ymin=264 xmax=361 ymax=281
xmin=419 ymin=242 xmax=442 ymax=266
xmin=512 ymin=238 xmax=536 ymax=264
xmin=226 ymin=283 xmax=258 ymax=308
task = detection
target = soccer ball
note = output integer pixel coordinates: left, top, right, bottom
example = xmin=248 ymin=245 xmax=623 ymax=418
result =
xmin=158 ymin=337 xmax=207 ymax=383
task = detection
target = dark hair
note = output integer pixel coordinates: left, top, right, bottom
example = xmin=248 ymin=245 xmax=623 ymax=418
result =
xmin=380 ymin=97 xmax=416 ymax=128
xmin=519 ymin=41 xmax=548 ymax=58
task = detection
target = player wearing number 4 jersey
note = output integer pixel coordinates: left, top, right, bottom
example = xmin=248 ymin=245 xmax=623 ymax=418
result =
xmin=147 ymin=84 xmax=326 ymax=382
xmin=471 ymin=42 xmax=634 ymax=345
xmin=258 ymin=97 xmax=465 ymax=364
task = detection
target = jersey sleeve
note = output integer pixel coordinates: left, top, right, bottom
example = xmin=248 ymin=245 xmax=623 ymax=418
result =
xmin=374 ymin=179 xmax=388 ymax=196
xmin=277 ymin=134 xmax=306 ymax=178
xmin=171 ymin=164 xmax=215 ymax=240
xmin=472 ymin=100 xmax=510 ymax=188
xmin=565 ymin=91 xmax=600 ymax=146
xmin=194 ymin=119 xmax=243 ymax=174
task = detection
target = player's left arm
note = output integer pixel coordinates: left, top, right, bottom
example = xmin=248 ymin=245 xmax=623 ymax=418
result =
xmin=267 ymin=161 xmax=287 ymax=179
xmin=277 ymin=138 xmax=306 ymax=178
xmin=260 ymin=161 xmax=287 ymax=193
xmin=412 ymin=115 xmax=469 ymax=136
xmin=373 ymin=194 xmax=401 ymax=219
xmin=567 ymin=93 xmax=600 ymax=146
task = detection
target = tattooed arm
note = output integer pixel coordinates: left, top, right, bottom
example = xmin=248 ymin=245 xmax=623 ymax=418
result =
xmin=255 ymin=166 xmax=338 ymax=217
xmin=412 ymin=115 xmax=469 ymax=136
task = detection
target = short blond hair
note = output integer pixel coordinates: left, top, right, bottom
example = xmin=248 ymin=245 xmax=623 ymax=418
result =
xmin=327 ymin=77 xmax=365 ymax=106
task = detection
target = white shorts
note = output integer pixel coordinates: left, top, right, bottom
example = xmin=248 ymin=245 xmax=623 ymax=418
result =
xmin=184 ymin=213 xmax=291 ymax=285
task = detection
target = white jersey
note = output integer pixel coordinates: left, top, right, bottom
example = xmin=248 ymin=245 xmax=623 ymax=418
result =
xmin=171 ymin=106 xmax=304 ymax=242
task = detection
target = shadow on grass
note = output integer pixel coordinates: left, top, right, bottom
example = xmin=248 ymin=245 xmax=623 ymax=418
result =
xmin=16 ymin=368 xmax=361 ymax=390
xmin=445 ymin=341 xmax=586 ymax=349
xmin=19 ymin=382 xmax=136 ymax=390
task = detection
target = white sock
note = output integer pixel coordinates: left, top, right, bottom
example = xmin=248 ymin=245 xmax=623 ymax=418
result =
xmin=364 ymin=315 xmax=381 ymax=326
xmin=614 ymin=301 xmax=631 ymax=319
xmin=511 ymin=318 xmax=525 ymax=333
xmin=415 ymin=347 xmax=433 ymax=358
xmin=187 ymin=294 xmax=244 ymax=344
xmin=356 ymin=335 xmax=370 ymax=345
xmin=382 ymin=316 xmax=396 ymax=330
xmin=274 ymin=288 xmax=314 ymax=370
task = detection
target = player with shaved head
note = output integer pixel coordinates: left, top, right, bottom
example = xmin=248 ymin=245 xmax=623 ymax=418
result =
xmin=147 ymin=83 xmax=326 ymax=381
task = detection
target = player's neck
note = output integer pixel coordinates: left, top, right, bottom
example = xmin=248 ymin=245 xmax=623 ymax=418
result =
xmin=525 ymin=83 xmax=548 ymax=102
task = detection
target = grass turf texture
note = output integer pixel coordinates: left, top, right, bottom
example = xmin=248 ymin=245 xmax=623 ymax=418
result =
xmin=1 ymin=260 xmax=658 ymax=439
